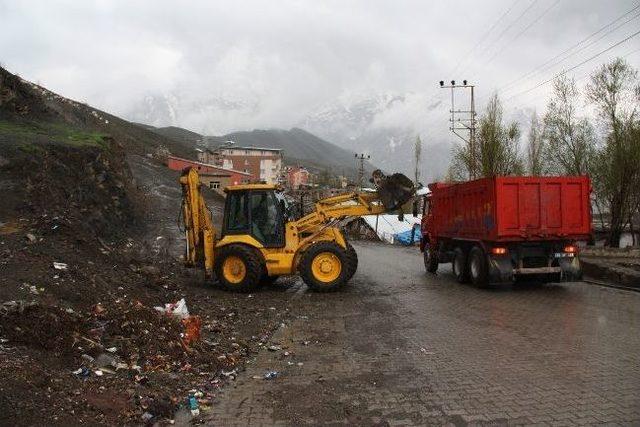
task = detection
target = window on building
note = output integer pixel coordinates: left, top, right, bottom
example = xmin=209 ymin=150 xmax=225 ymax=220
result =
xmin=244 ymin=169 xmax=250 ymax=173
xmin=209 ymin=181 xmax=220 ymax=189
xmin=244 ymin=159 xmax=249 ymax=165
xmin=245 ymin=150 xmax=250 ymax=155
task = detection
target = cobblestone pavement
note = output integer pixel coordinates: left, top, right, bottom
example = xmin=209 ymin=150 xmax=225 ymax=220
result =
xmin=205 ymin=242 xmax=640 ymax=426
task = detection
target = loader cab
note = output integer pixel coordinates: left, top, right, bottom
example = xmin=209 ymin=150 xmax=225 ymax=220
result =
xmin=222 ymin=184 xmax=286 ymax=247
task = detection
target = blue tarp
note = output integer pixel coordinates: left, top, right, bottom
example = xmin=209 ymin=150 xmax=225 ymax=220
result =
xmin=394 ymin=224 xmax=421 ymax=245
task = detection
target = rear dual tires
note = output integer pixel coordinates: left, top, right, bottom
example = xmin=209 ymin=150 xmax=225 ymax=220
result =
xmin=215 ymin=244 xmax=262 ymax=292
xmin=299 ymin=241 xmax=355 ymax=292
xmin=452 ymin=247 xmax=469 ymax=283
xmin=452 ymin=246 xmax=489 ymax=287
xmin=468 ymin=246 xmax=489 ymax=288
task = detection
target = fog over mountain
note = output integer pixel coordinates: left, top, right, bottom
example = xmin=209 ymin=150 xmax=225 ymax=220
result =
xmin=3 ymin=0 xmax=639 ymax=180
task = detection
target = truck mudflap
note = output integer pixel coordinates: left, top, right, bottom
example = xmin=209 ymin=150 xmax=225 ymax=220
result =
xmin=557 ymin=256 xmax=582 ymax=281
xmin=487 ymin=254 xmax=583 ymax=284
xmin=487 ymin=256 xmax=514 ymax=283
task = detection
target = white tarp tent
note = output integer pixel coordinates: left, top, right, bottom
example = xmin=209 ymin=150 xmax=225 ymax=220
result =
xmin=361 ymin=214 xmax=422 ymax=244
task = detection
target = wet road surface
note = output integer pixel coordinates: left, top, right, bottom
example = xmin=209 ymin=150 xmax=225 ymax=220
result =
xmin=206 ymin=241 xmax=640 ymax=426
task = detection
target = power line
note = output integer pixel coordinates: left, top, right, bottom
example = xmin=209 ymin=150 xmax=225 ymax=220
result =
xmin=497 ymin=4 xmax=640 ymax=95
xmin=505 ymin=29 xmax=640 ymax=101
xmin=473 ymin=0 xmax=539 ymax=65
xmin=451 ymin=0 xmax=521 ymax=75
xmin=485 ymin=0 xmax=561 ymax=64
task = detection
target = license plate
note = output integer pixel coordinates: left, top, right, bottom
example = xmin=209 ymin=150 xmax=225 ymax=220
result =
xmin=554 ymin=253 xmax=574 ymax=258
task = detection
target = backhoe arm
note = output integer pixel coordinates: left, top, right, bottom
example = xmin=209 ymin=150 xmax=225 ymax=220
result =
xmin=179 ymin=167 xmax=216 ymax=278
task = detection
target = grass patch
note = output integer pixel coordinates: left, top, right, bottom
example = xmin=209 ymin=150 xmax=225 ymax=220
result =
xmin=0 ymin=120 xmax=109 ymax=149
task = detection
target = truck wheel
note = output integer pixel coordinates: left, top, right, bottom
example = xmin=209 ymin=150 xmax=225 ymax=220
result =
xmin=344 ymin=242 xmax=359 ymax=281
xmin=424 ymin=245 xmax=438 ymax=274
xmin=299 ymin=242 xmax=351 ymax=292
xmin=215 ymin=244 xmax=262 ymax=292
xmin=468 ymin=246 xmax=489 ymax=288
xmin=452 ymin=247 xmax=469 ymax=283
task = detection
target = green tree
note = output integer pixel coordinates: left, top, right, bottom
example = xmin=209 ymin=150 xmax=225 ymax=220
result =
xmin=586 ymin=58 xmax=640 ymax=247
xmin=449 ymin=93 xmax=523 ymax=179
xmin=543 ymin=76 xmax=595 ymax=175
xmin=526 ymin=111 xmax=545 ymax=175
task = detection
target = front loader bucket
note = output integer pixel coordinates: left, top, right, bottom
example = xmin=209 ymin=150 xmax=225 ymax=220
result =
xmin=373 ymin=172 xmax=415 ymax=210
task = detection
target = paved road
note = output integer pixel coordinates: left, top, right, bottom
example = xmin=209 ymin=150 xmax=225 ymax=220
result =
xmin=206 ymin=242 xmax=640 ymax=426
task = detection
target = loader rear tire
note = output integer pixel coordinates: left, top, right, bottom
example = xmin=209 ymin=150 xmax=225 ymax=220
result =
xmin=452 ymin=247 xmax=469 ymax=284
xmin=215 ymin=244 xmax=262 ymax=292
xmin=299 ymin=242 xmax=352 ymax=292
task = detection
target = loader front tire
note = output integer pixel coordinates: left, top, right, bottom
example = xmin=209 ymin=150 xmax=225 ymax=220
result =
xmin=299 ymin=242 xmax=351 ymax=292
xmin=344 ymin=242 xmax=359 ymax=281
xmin=215 ymin=244 xmax=262 ymax=292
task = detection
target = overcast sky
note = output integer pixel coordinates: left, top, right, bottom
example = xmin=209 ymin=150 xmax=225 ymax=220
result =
xmin=1 ymin=0 xmax=639 ymax=136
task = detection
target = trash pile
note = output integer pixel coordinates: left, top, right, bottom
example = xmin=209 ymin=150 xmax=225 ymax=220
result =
xmin=0 ymin=296 xmax=254 ymax=424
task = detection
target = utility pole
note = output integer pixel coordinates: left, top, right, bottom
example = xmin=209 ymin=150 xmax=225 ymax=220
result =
xmin=354 ymin=153 xmax=370 ymax=190
xmin=439 ymin=79 xmax=477 ymax=179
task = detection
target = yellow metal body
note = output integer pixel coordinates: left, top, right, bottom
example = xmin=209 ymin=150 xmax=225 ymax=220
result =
xmin=180 ymin=169 xmax=388 ymax=279
xmin=179 ymin=168 xmax=216 ymax=278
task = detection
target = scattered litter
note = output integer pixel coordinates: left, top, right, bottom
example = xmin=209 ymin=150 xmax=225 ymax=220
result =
xmin=106 ymin=346 xmax=117 ymax=353
xmin=53 ymin=262 xmax=68 ymax=270
xmin=72 ymin=367 xmax=90 ymax=378
xmin=25 ymin=233 xmax=36 ymax=243
xmin=94 ymin=370 xmax=104 ymax=376
xmin=81 ymin=354 xmax=95 ymax=364
xmin=420 ymin=347 xmax=435 ymax=355
xmin=264 ymin=371 xmax=279 ymax=380
xmin=297 ymin=362 xmax=304 ymax=366
xmin=141 ymin=412 xmax=154 ymax=422
xmin=268 ymin=345 xmax=281 ymax=352
xmin=221 ymin=369 xmax=236 ymax=378
xmin=182 ymin=316 xmax=202 ymax=345
xmin=188 ymin=395 xmax=200 ymax=416
xmin=154 ymin=298 xmax=189 ymax=319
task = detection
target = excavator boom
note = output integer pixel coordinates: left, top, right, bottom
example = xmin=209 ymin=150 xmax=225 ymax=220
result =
xmin=179 ymin=167 xmax=216 ymax=278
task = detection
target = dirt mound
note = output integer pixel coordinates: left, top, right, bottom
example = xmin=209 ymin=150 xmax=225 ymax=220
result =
xmin=0 ymin=302 xmax=84 ymax=354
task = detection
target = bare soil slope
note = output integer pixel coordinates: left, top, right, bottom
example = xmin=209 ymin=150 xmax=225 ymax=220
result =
xmin=0 ymin=67 xmax=288 ymax=426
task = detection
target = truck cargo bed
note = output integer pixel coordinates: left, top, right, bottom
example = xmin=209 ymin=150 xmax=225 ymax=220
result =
xmin=428 ymin=176 xmax=591 ymax=242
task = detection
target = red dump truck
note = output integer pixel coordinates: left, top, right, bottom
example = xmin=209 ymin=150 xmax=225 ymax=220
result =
xmin=419 ymin=176 xmax=592 ymax=286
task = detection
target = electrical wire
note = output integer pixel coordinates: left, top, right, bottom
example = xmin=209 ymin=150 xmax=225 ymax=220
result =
xmin=485 ymin=0 xmax=561 ymax=64
xmin=505 ymin=29 xmax=640 ymax=101
xmin=450 ymin=0 xmax=521 ymax=75
xmin=498 ymin=4 xmax=640 ymax=94
xmin=471 ymin=0 xmax=539 ymax=66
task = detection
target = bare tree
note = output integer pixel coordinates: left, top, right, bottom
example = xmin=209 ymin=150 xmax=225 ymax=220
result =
xmin=526 ymin=111 xmax=545 ymax=175
xmin=587 ymin=58 xmax=640 ymax=247
xmin=449 ymin=94 xmax=523 ymax=178
xmin=543 ymin=76 xmax=595 ymax=175
xmin=414 ymin=135 xmax=422 ymax=185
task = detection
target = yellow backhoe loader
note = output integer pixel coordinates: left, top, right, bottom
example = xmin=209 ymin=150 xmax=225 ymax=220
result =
xmin=179 ymin=167 xmax=414 ymax=292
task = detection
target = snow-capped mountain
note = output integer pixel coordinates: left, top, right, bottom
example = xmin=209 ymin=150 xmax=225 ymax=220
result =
xmin=298 ymin=91 xmax=453 ymax=182
xmin=128 ymin=89 xmax=456 ymax=182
